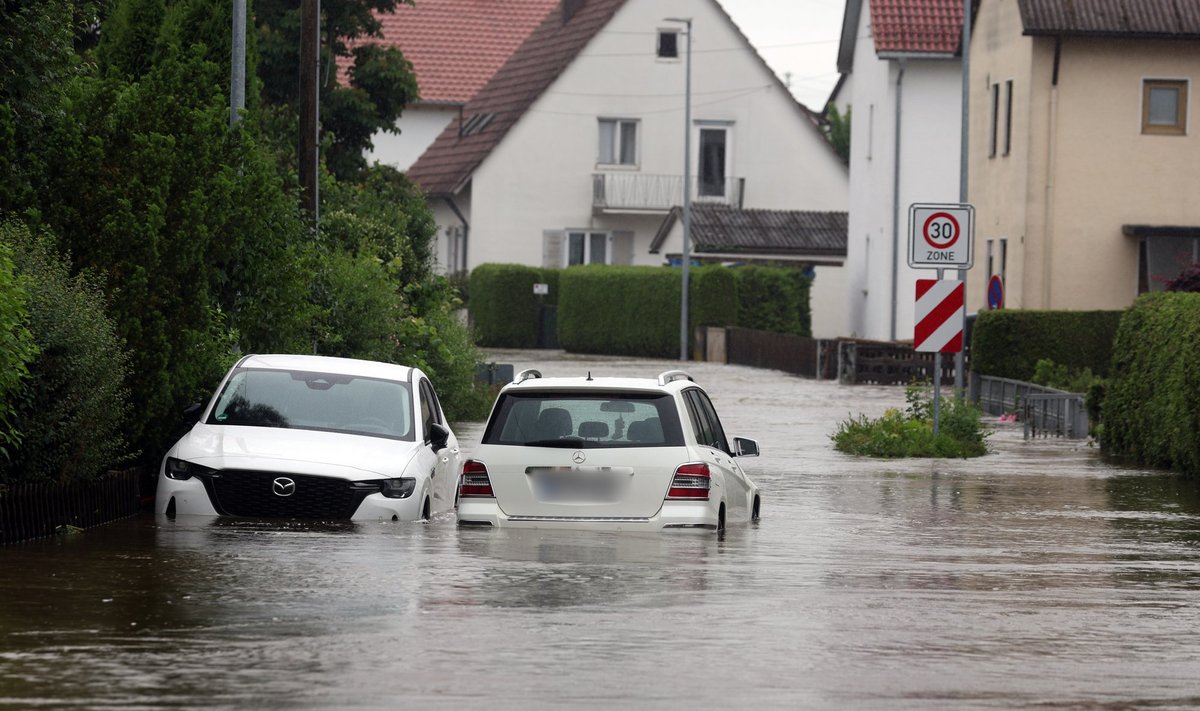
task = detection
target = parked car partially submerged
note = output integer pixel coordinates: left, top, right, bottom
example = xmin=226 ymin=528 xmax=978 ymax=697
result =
xmin=156 ymin=354 xmax=461 ymax=522
xmin=457 ymin=369 xmax=760 ymax=531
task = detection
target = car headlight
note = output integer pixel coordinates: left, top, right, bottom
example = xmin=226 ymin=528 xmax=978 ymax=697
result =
xmin=379 ymin=478 xmax=416 ymax=499
xmin=164 ymin=457 xmax=215 ymax=480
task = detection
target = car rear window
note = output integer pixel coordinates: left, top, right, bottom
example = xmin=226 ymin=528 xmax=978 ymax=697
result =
xmin=482 ymin=391 xmax=684 ymax=448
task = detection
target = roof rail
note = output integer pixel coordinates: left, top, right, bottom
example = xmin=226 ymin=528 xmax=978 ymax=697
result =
xmin=514 ymin=368 xmax=542 ymax=384
xmin=657 ymin=369 xmax=694 ymax=386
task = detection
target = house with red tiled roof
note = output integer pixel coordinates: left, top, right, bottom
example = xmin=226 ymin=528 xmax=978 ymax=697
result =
xmin=835 ymin=0 xmax=964 ymax=341
xmin=965 ymin=0 xmax=1200 ymax=314
xmin=340 ymin=0 xmax=558 ymax=170
xmin=405 ymin=0 xmax=851 ymax=336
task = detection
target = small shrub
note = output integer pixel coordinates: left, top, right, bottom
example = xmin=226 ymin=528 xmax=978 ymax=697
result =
xmin=1165 ymin=263 xmax=1200 ymax=292
xmin=0 ymin=236 xmax=38 ymax=461
xmin=1 ymin=224 xmax=131 ymax=484
xmin=832 ymin=380 xmax=990 ymax=458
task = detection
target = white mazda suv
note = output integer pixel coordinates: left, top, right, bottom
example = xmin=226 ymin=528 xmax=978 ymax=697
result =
xmin=156 ymin=354 xmax=461 ymax=522
xmin=457 ymin=369 xmax=760 ymax=531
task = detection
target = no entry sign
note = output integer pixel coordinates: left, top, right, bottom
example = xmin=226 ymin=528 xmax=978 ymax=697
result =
xmin=914 ymin=279 xmax=964 ymax=353
xmin=908 ymin=203 xmax=974 ymax=269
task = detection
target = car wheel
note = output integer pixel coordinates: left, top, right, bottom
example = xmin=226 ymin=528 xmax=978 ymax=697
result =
xmin=717 ymin=503 xmax=726 ymax=532
xmin=752 ymin=496 xmax=761 ymax=521
xmin=422 ymin=497 xmax=431 ymax=521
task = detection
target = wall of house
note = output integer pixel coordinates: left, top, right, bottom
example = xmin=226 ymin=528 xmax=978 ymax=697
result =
xmin=370 ymin=105 xmax=458 ymax=172
xmin=843 ymin=3 xmax=962 ymax=341
xmin=462 ymin=0 xmax=848 ymax=272
xmin=970 ymin=0 xmax=1200 ymax=313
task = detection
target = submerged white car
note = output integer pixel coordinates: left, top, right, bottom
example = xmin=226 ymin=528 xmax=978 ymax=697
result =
xmin=457 ymin=369 xmax=760 ymax=531
xmin=156 ymin=354 xmax=461 ymax=522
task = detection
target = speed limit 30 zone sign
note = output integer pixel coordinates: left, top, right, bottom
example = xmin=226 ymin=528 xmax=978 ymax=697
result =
xmin=908 ymin=203 xmax=974 ymax=269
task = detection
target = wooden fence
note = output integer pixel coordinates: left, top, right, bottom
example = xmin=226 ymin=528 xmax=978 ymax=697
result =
xmin=722 ymin=327 xmax=839 ymax=380
xmin=0 ymin=468 xmax=142 ymax=545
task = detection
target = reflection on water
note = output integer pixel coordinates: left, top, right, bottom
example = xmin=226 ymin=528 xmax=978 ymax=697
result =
xmin=3 ymin=352 xmax=1200 ymax=709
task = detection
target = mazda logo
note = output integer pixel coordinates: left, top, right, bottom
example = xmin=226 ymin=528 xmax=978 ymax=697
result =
xmin=272 ymin=477 xmax=296 ymax=497
xmin=572 ymin=451 xmax=586 ymax=464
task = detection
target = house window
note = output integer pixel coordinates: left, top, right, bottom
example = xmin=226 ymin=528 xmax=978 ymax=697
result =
xmin=566 ymin=231 xmax=610 ymax=266
xmin=1142 ymin=79 xmax=1187 ymax=135
xmin=1003 ymin=80 xmax=1013 ymax=155
xmin=698 ymin=127 xmax=728 ymax=197
xmin=988 ymin=82 xmax=999 ymax=158
xmin=599 ymin=118 xmax=638 ymax=165
xmin=657 ymin=30 xmax=679 ymax=59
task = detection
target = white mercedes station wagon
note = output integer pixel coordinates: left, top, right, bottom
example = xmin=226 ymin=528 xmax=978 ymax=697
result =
xmin=457 ymin=369 xmax=760 ymax=532
xmin=156 ymin=354 xmax=461 ymax=522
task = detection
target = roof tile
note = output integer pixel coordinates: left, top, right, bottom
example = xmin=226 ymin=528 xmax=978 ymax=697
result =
xmin=337 ymin=0 xmax=558 ymax=104
xmin=870 ymin=0 xmax=962 ymax=55
xmin=653 ymin=205 xmax=848 ymax=257
xmin=1018 ymin=0 xmax=1200 ymax=37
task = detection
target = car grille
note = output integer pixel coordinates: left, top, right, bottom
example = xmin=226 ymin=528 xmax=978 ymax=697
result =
xmin=199 ymin=470 xmax=377 ymax=520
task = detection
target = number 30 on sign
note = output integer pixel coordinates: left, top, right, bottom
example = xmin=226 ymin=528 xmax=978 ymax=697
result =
xmin=908 ymin=203 xmax=975 ymax=269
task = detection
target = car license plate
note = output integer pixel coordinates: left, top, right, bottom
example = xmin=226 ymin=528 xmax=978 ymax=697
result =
xmin=527 ymin=466 xmax=630 ymax=502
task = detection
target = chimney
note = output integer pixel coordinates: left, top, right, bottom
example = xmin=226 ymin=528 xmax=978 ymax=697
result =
xmin=561 ymin=0 xmax=585 ymax=23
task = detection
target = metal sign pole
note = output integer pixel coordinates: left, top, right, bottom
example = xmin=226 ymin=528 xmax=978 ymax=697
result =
xmin=933 ymin=267 xmax=943 ymax=434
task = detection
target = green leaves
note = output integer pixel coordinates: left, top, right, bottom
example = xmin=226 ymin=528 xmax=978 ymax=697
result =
xmin=832 ymin=381 xmax=990 ymax=458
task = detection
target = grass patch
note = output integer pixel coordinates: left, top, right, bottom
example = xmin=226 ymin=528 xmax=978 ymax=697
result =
xmin=832 ymin=381 xmax=991 ymax=458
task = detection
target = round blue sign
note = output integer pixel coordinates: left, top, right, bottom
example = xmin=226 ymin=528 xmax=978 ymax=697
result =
xmin=987 ymin=274 xmax=1004 ymax=310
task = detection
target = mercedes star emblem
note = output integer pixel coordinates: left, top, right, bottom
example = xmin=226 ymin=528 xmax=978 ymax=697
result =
xmin=272 ymin=477 xmax=296 ymax=497
xmin=572 ymin=450 xmax=587 ymax=464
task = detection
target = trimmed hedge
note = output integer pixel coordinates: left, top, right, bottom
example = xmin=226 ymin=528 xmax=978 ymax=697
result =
xmin=1102 ymin=292 xmax=1200 ymax=476
xmin=733 ymin=266 xmax=812 ymax=337
xmin=970 ymin=309 xmax=1123 ymax=380
xmin=469 ymin=264 xmax=559 ymax=348
xmin=558 ymin=265 xmax=737 ymax=358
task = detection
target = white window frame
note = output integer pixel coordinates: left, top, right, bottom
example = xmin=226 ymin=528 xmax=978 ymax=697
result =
xmin=564 ymin=230 xmax=612 ymax=267
xmin=598 ymin=118 xmax=640 ymax=167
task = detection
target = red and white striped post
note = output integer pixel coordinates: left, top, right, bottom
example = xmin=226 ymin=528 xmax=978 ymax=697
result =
xmin=915 ymin=278 xmax=965 ymax=434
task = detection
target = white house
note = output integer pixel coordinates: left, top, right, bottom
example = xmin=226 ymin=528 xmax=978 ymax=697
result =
xmin=405 ymin=0 xmax=849 ymax=330
xmin=340 ymin=0 xmax=558 ymax=171
xmin=836 ymin=0 xmax=963 ymax=341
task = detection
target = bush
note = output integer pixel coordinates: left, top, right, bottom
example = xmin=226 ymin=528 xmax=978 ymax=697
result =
xmin=0 ymin=236 xmax=38 ymax=462
xmin=732 ymin=266 xmax=812 ymax=337
xmin=557 ymin=264 xmax=737 ymax=358
xmin=0 ymin=223 xmax=131 ymax=485
xmin=832 ymin=381 xmax=990 ymax=458
xmin=971 ymin=310 xmax=1123 ymax=380
xmin=469 ymin=264 xmax=559 ymax=348
xmin=1102 ymin=292 xmax=1200 ymax=476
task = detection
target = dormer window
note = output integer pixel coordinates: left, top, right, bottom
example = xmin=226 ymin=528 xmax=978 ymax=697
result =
xmin=657 ymin=30 xmax=679 ymax=59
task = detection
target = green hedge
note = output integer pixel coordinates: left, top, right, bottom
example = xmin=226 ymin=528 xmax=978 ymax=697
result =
xmin=970 ymin=309 xmax=1124 ymax=380
xmin=733 ymin=266 xmax=812 ymax=337
xmin=469 ymin=264 xmax=559 ymax=348
xmin=1102 ymin=293 xmax=1200 ymax=476
xmin=557 ymin=265 xmax=736 ymax=358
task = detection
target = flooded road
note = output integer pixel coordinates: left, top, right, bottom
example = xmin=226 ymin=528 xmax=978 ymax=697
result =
xmin=3 ymin=350 xmax=1200 ymax=709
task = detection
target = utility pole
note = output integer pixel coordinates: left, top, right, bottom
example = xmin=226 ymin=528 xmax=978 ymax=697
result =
xmin=666 ymin=17 xmax=692 ymax=362
xmin=299 ymin=0 xmax=320 ymax=225
xmin=956 ymin=0 xmax=971 ymax=397
xmin=230 ymin=0 xmax=245 ymax=127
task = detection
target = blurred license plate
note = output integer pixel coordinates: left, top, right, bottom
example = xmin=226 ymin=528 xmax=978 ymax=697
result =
xmin=529 ymin=467 xmax=628 ymax=502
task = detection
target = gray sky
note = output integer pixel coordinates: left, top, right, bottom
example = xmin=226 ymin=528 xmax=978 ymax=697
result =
xmin=717 ymin=0 xmax=847 ymax=110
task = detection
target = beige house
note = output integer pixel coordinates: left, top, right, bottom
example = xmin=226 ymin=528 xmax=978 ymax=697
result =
xmin=968 ymin=0 xmax=1200 ymax=313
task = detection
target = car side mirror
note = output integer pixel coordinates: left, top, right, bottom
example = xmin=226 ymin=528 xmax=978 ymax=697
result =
xmin=182 ymin=402 xmax=204 ymax=427
xmin=733 ymin=436 xmax=759 ymax=457
xmin=429 ymin=422 xmax=450 ymax=452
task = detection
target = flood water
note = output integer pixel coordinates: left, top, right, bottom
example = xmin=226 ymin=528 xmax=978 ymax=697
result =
xmin=3 ymin=350 xmax=1200 ymax=709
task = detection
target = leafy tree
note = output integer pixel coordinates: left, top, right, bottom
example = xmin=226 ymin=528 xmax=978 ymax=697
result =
xmin=823 ymin=104 xmax=851 ymax=163
xmin=0 ymin=236 xmax=38 ymax=463
xmin=255 ymin=0 xmax=419 ymax=179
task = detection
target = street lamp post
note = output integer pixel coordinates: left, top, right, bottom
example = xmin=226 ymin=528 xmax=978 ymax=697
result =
xmin=666 ymin=17 xmax=692 ymax=362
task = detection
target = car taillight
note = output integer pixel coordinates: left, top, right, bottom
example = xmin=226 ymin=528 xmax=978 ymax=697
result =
xmin=459 ymin=459 xmax=495 ymax=498
xmin=666 ymin=462 xmax=710 ymax=500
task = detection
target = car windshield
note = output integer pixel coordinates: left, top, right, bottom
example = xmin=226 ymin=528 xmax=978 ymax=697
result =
xmin=206 ymin=368 xmax=415 ymax=440
xmin=482 ymin=391 xmax=684 ymax=448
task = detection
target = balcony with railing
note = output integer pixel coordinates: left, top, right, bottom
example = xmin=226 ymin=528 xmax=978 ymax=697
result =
xmin=592 ymin=173 xmax=745 ymax=214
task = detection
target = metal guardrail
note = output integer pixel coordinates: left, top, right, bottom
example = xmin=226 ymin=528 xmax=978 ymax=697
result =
xmin=970 ymin=374 xmax=1089 ymax=440
xmin=837 ymin=340 xmax=959 ymax=385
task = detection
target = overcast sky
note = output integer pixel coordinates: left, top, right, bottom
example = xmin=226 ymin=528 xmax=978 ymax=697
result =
xmin=717 ymin=0 xmax=848 ymax=110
